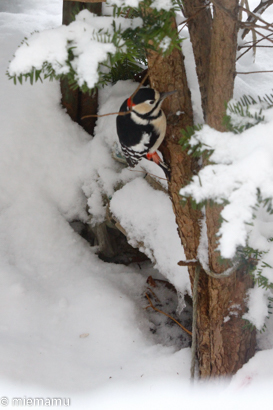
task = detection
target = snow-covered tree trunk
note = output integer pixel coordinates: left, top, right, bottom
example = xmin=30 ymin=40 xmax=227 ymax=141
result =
xmin=147 ymin=3 xmax=256 ymax=377
xmin=203 ymin=0 xmax=256 ymax=376
xmin=146 ymin=17 xmax=211 ymax=377
xmin=183 ymin=0 xmax=212 ymax=120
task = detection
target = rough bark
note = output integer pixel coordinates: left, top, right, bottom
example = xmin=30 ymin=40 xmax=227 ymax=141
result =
xmin=208 ymin=267 xmax=256 ymax=376
xmin=147 ymin=18 xmax=212 ymax=376
xmin=204 ymin=0 xmax=256 ymax=377
xmin=147 ymin=6 xmax=256 ymax=378
xmin=206 ymin=0 xmax=238 ymax=132
xmin=183 ymin=0 xmax=212 ymax=120
xmin=147 ymin=19 xmax=197 ymax=259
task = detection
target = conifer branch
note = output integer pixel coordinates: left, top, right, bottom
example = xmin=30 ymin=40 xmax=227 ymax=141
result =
xmin=81 ymin=54 xmax=161 ymax=120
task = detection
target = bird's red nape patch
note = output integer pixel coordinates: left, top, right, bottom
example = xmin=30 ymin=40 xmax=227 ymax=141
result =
xmin=127 ymin=97 xmax=135 ymax=109
xmin=147 ymin=151 xmax=161 ymax=165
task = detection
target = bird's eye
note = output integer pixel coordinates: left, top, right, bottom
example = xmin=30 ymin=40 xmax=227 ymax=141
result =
xmin=148 ymin=100 xmax=155 ymax=105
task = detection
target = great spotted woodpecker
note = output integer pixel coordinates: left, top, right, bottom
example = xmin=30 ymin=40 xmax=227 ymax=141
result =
xmin=116 ymin=88 xmax=176 ymax=179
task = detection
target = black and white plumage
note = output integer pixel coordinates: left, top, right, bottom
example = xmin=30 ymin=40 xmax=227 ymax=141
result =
xmin=116 ymin=88 xmax=175 ymax=179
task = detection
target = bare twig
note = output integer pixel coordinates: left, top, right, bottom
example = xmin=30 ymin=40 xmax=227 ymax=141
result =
xmin=237 ymin=15 xmax=273 ymax=61
xmin=178 ymin=259 xmax=198 ymax=267
xmin=81 ymin=110 xmax=131 ymax=120
xmin=129 ymin=67 xmax=151 ymax=102
xmin=128 ymin=168 xmax=168 ymax=182
xmin=252 ymin=28 xmax=273 ymax=44
xmin=240 ymin=5 xmax=273 ymax=28
xmin=236 ymin=70 xmax=273 ymax=74
xmin=240 ymin=0 xmax=273 ymax=39
xmin=237 ymin=32 xmax=273 ymax=60
xmin=146 ymin=288 xmax=161 ymax=303
xmin=241 ymin=23 xmax=273 ymax=33
xmin=239 ymin=45 xmax=273 ymax=48
xmin=145 ymin=293 xmax=192 ymax=337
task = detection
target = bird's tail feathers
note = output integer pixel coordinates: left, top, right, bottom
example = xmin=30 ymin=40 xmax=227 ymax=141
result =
xmin=158 ymin=161 xmax=171 ymax=180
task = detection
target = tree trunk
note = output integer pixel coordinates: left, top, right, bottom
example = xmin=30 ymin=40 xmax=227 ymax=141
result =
xmin=206 ymin=0 xmax=238 ymax=131
xmin=183 ymin=0 xmax=212 ymax=120
xmin=147 ymin=4 xmax=256 ymax=378
xmin=203 ymin=0 xmax=256 ymax=377
xmin=61 ymin=1 xmax=102 ymax=135
xmin=146 ymin=17 xmax=212 ymax=376
xmin=147 ymin=19 xmax=197 ymax=262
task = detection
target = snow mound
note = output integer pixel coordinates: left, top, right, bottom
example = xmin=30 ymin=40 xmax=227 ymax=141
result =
xmin=110 ymin=178 xmax=190 ymax=294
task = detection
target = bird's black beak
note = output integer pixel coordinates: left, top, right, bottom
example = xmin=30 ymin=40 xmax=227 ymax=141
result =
xmin=159 ymin=90 xmax=177 ymax=101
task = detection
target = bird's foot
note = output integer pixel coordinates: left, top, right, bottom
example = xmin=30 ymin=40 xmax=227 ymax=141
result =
xmin=146 ymin=151 xmax=161 ymax=165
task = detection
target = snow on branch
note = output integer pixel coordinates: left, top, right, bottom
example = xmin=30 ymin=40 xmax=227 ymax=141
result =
xmin=180 ymin=104 xmax=273 ymax=259
xmin=8 ymin=10 xmax=142 ymax=90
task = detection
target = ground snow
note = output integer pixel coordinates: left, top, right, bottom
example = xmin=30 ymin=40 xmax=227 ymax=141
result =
xmin=1 ymin=0 xmax=273 ymax=408
xmin=0 ymin=0 xmax=191 ymax=401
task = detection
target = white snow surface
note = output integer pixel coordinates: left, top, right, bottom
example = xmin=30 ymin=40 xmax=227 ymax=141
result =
xmin=1 ymin=0 xmax=273 ymax=408
xmin=243 ymin=285 xmax=270 ymax=330
xmin=8 ymin=10 xmax=143 ymax=89
xmin=180 ymin=114 xmax=273 ymax=259
xmin=110 ymin=178 xmax=189 ymax=293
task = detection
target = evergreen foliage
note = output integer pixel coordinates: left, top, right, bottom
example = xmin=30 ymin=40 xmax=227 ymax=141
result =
xmin=180 ymin=124 xmax=211 ymax=158
xmin=238 ymin=239 xmax=273 ymax=332
xmin=180 ymin=94 xmax=273 ymax=156
xmin=7 ymin=0 xmax=183 ymax=92
xmin=179 ymin=94 xmax=273 ymax=330
xmin=224 ymin=94 xmax=273 ymax=133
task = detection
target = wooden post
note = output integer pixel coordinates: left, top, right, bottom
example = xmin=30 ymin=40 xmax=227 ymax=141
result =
xmin=61 ymin=1 xmax=104 ymax=135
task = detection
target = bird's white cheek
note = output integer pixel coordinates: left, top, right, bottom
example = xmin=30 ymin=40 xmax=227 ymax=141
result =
xmin=133 ymin=102 xmax=154 ymax=115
